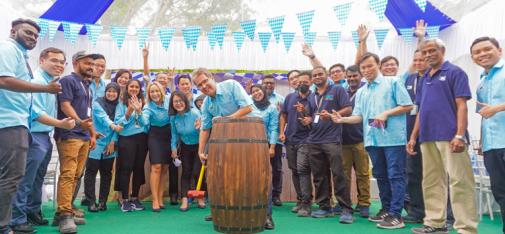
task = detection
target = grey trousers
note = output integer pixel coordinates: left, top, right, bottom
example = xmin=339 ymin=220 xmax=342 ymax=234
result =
xmin=0 ymin=126 xmax=29 ymax=233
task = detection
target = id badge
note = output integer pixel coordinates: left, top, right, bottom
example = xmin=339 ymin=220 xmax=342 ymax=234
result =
xmin=410 ymin=105 xmax=418 ymax=115
xmin=87 ymin=107 xmax=92 ymax=117
xmin=314 ymin=114 xmax=320 ymax=124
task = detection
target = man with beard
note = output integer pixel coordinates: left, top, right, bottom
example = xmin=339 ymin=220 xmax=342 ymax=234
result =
xmin=53 ymin=51 xmax=97 ymax=234
xmin=0 ymin=19 xmax=62 ymax=234
xmin=279 ymin=71 xmax=313 ymax=217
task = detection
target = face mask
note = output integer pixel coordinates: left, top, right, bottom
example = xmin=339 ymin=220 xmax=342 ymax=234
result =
xmin=298 ymin=84 xmax=309 ymax=94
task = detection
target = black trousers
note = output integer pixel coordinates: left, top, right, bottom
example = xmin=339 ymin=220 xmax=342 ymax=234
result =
xmin=308 ymin=143 xmax=352 ymax=211
xmin=483 ymin=148 xmax=505 ymax=233
xmin=84 ymin=157 xmax=115 ymax=203
xmin=406 ymin=142 xmax=425 ymax=219
xmin=270 ymin=144 xmax=283 ymax=199
xmin=285 ymin=144 xmax=312 ymax=204
xmin=179 ymin=143 xmax=202 ymax=197
xmin=117 ymin=133 xmax=148 ymax=199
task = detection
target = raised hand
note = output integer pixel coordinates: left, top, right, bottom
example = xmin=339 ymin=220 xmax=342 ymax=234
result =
xmin=47 ymin=77 xmax=62 ymax=94
xmin=294 ymin=101 xmax=305 ymax=113
xmin=142 ymin=43 xmax=150 ymax=58
xmin=301 ymin=43 xmax=315 ymax=58
xmin=414 ymin=19 xmax=427 ymax=38
xmin=357 ymin=24 xmax=370 ymax=42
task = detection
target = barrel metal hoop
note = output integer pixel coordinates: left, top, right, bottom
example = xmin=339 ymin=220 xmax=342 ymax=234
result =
xmin=214 ymin=225 xmax=264 ymax=233
xmin=212 ymin=117 xmax=263 ymax=124
xmin=210 ymin=204 xmax=268 ymax=210
xmin=209 ymin=139 xmax=268 ymax=144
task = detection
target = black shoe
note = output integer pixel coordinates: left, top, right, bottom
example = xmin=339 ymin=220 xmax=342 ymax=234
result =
xmin=272 ymin=197 xmax=282 ymax=206
xmin=88 ymin=203 xmax=99 ymax=212
xmin=97 ymin=202 xmax=107 ymax=211
xmin=11 ymin=222 xmax=36 ymax=233
xmin=80 ymin=198 xmax=91 ymax=206
xmin=204 ymin=215 xmax=212 ymax=221
xmin=170 ymin=195 xmax=178 ymax=205
xmin=264 ymin=215 xmax=275 ymax=230
xmin=27 ymin=212 xmax=49 ymax=226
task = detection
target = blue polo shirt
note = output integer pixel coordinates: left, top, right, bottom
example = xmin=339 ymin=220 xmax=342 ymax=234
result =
xmin=250 ymin=103 xmax=279 ymax=145
xmin=170 ymin=108 xmax=201 ymax=150
xmin=282 ymin=91 xmax=312 ymax=145
xmin=268 ymin=91 xmax=284 ymax=144
xmin=353 ymin=75 xmax=413 ymax=147
xmin=404 ymin=73 xmax=423 ymax=137
xmin=89 ymin=100 xmax=117 ymax=160
xmin=416 ymin=61 xmax=472 ymax=142
xmin=477 ymin=59 xmax=505 ymax=152
xmin=139 ymin=95 xmax=171 ymax=127
xmin=342 ymin=82 xmax=365 ymax=145
xmin=0 ymin=39 xmax=32 ymax=129
xmin=200 ymin=80 xmax=253 ymax=130
xmin=114 ymin=101 xmax=148 ymax=136
xmin=55 ymin=73 xmax=92 ymax=140
xmin=90 ymin=78 xmax=106 ymax=100
xmin=30 ymin=69 xmax=57 ymax=133
xmin=307 ymin=84 xmax=351 ymax=144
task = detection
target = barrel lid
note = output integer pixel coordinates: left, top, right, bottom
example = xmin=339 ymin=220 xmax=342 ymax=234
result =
xmin=212 ymin=116 xmax=263 ymax=124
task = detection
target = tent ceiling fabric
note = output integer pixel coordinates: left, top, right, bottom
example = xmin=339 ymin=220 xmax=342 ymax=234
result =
xmin=39 ymin=0 xmax=114 ymax=34
xmin=428 ymin=0 xmax=493 ymax=21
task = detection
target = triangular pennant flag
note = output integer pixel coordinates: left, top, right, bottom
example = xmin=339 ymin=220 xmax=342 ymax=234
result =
xmin=399 ymin=28 xmax=414 ymax=43
xmin=232 ymin=31 xmax=246 ymax=51
xmin=296 ymin=10 xmax=315 ymax=34
xmin=240 ymin=20 xmax=256 ymax=40
xmin=157 ymin=27 xmax=176 ymax=50
xmin=267 ymin=16 xmax=285 ymax=44
xmin=182 ymin=26 xmax=201 ymax=51
xmin=62 ymin=21 xmax=82 ymax=44
xmin=85 ymin=24 xmax=103 ymax=47
xmin=351 ymin=31 xmax=360 ymax=48
xmin=207 ymin=32 xmax=217 ymax=49
xmin=333 ymin=3 xmax=353 ymax=26
xmin=36 ymin=18 xmax=49 ymax=39
xmin=327 ymin=31 xmax=341 ymax=50
xmin=426 ymin=25 xmax=440 ymax=39
xmin=257 ymin=32 xmax=271 ymax=52
xmin=281 ymin=32 xmax=295 ymax=52
xmin=303 ymin=32 xmax=316 ymax=47
xmin=136 ymin=27 xmax=150 ymax=49
xmin=211 ymin=24 xmax=227 ymax=49
xmin=369 ymin=0 xmax=388 ymax=21
xmin=414 ymin=0 xmax=427 ymax=12
xmin=374 ymin=28 xmax=389 ymax=49
xmin=110 ymin=26 xmax=128 ymax=49
xmin=47 ymin=20 xmax=60 ymax=42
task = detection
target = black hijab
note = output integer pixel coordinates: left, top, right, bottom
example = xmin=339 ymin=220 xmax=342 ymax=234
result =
xmin=96 ymin=82 xmax=120 ymax=121
xmin=250 ymin=84 xmax=270 ymax=111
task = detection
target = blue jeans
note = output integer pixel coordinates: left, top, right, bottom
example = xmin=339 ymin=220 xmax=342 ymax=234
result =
xmin=366 ymin=146 xmax=406 ymax=218
xmin=10 ymin=132 xmax=52 ymax=226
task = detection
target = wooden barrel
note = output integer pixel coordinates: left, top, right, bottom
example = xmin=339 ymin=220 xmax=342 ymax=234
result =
xmin=207 ymin=117 xmax=271 ymax=234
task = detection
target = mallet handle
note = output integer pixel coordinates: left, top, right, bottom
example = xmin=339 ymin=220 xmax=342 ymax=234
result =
xmin=196 ymin=164 xmax=205 ymax=191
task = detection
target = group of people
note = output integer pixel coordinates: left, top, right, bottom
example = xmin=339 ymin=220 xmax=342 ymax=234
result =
xmin=0 ymin=18 xmax=504 ymax=234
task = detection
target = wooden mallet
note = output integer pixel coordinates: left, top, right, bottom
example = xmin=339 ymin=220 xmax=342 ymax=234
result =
xmin=187 ymin=164 xmax=205 ymax=199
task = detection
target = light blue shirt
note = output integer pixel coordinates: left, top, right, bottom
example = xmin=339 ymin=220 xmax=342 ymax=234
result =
xmin=114 ymin=102 xmax=147 ymax=136
xmin=30 ymin=69 xmax=57 ymax=133
xmin=90 ymin=78 xmax=107 ymax=100
xmin=250 ymin=104 xmax=279 ymax=145
xmin=89 ymin=100 xmax=117 ymax=159
xmin=352 ymin=75 xmax=413 ymax=147
xmin=170 ymin=108 xmax=201 ymax=150
xmin=0 ymin=39 xmax=32 ymax=129
xmin=267 ymin=91 xmax=284 ymax=144
xmin=477 ymin=59 xmax=505 ymax=152
xmin=201 ymin=80 xmax=253 ymax=130
xmin=140 ymin=95 xmax=171 ymax=127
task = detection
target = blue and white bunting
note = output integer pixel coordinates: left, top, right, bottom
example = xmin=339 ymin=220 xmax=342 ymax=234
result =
xmin=35 ymin=18 xmax=49 ymax=39
xmin=333 ymin=3 xmax=353 ymax=26
xmin=369 ymin=0 xmax=388 ymax=21
xmin=426 ymin=25 xmax=440 ymax=39
xmin=47 ymin=20 xmax=60 ymax=42
xmin=157 ymin=27 xmax=176 ymax=50
xmin=268 ymin=16 xmax=285 ymax=44
xmin=211 ymin=24 xmax=227 ymax=49
xmin=232 ymin=32 xmax=246 ymax=51
xmin=136 ymin=27 xmax=150 ymax=49
xmin=414 ymin=0 xmax=427 ymax=12
xmin=351 ymin=31 xmax=360 ymax=48
xmin=258 ymin=32 xmax=271 ymax=52
xmin=399 ymin=28 xmax=414 ymax=43
xmin=327 ymin=31 xmax=341 ymax=50
xmin=110 ymin=26 xmax=128 ymax=49
xmin=85 ymin=24 xmax=103 ymax=47
xmin=62 ymin=21 xmax=82 ymax=44
xmin=281 ymin=32 xmax=295 ymax=52
xmin=182 ymin=26 xmax=201 ymax=50
xmin=296 ymin=10 xmax=315 ymax=34
xmin=374 ymin=28 xmax=389 ymax=49
xmin=303 ymin=32 xmax=316 ymax=47
xmin=207 ymin=32 xmax=217 ymax=49
xmin=240 ymin=20 xmax=256 ymax=41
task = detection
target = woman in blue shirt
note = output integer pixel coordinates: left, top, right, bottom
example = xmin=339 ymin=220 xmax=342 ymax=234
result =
xmin=114 ymin=79 xmax=148 ymax=212
xmin=169 ymin=91 xmax=205 ymax=211
xmin=250 ymin=84 xmax=278 ymax=157
xmin=84 ymin=83 xmax=122 ymax=212
xmin=177 ymin=74 xmax=196 ymax=108
xmin=139 ymin=82 xmax=177 ymax=212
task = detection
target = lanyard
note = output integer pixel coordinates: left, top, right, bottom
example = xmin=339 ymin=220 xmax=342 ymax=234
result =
xmin=314 ymin=94 xmax=324 ymax=113
xmin=349 ymin=90 xmax=357 ymax=103
xmin=79 ymin=80 xmax=91 ymax=110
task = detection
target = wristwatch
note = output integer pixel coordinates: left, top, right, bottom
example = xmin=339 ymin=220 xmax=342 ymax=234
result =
xmin=75 ymin=119 xmax=82 ymax=128
xmin=454 ymin=135 xmax=467 ymax=143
